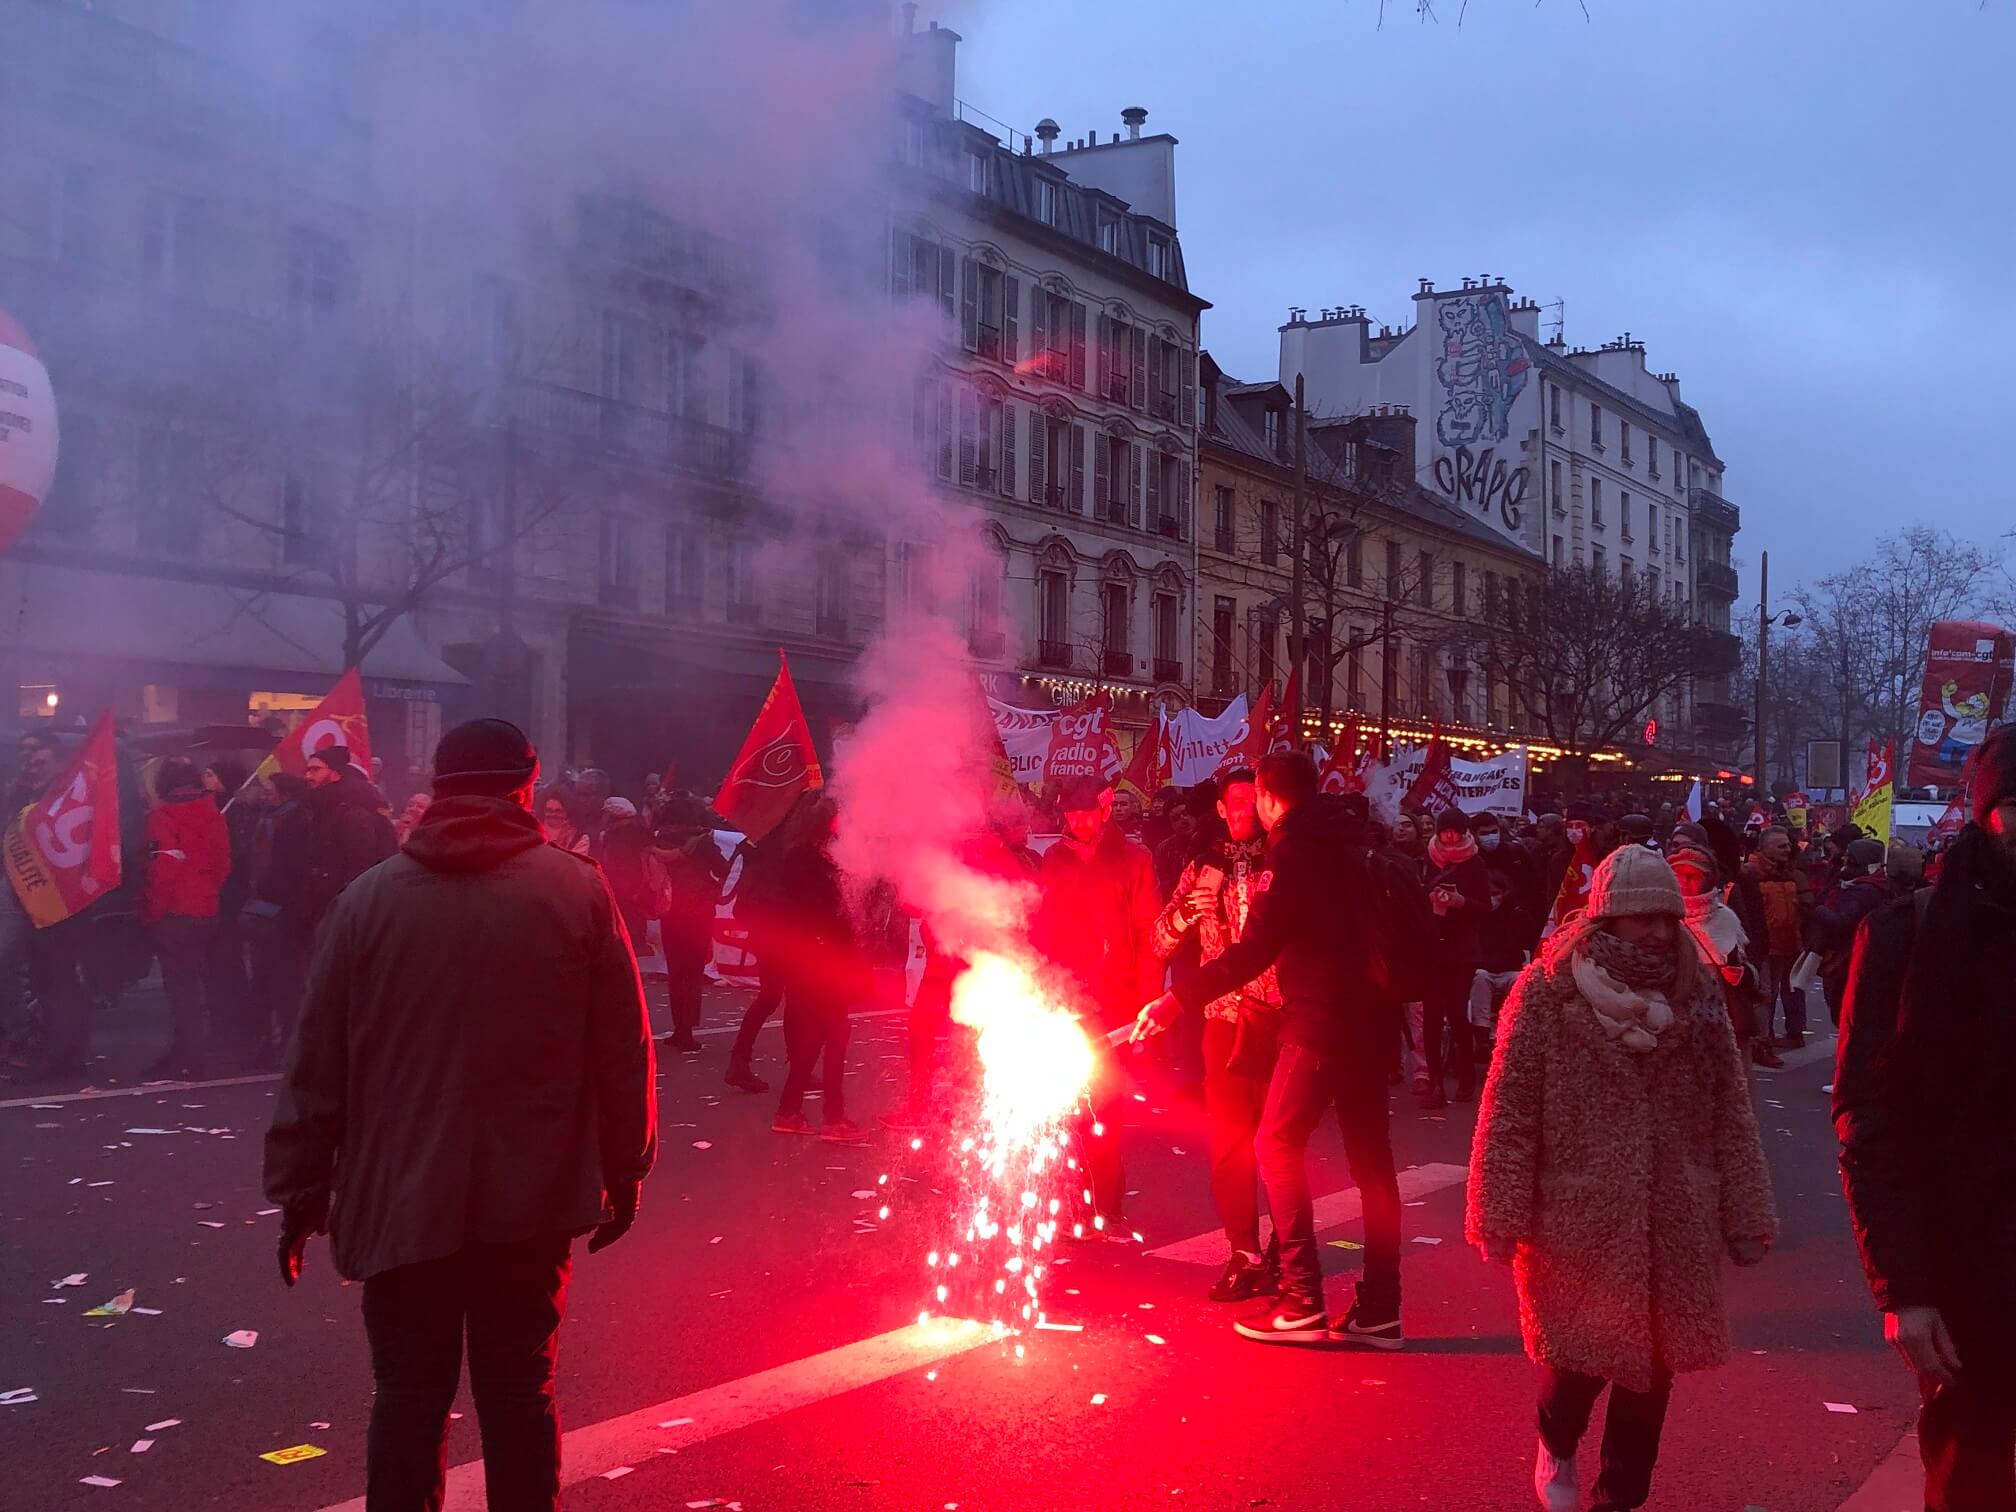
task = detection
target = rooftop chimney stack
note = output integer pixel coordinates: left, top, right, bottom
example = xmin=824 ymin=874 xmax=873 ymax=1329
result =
xmin=901 ymin=2 xmax=917 ymax=33
xmin=1121 ymin=106 xmax=1148 ymax=140
xmin=1034 ymin=118 xmax=1059 ymax=155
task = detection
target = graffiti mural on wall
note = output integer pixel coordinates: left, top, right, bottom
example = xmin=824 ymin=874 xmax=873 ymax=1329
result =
xmin=1432 ymin=292 xmax=1532 ymax=534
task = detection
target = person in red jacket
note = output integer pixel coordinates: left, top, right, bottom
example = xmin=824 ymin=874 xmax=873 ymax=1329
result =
xmin=1032 ymin=775 xmax=1164 ymax=1234
xmin=142 ymin=757 xmax=232 ymax=1079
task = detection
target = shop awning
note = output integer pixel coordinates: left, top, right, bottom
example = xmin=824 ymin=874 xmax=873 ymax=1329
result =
xmin=0 ymin=561 xmax=468 ymax=686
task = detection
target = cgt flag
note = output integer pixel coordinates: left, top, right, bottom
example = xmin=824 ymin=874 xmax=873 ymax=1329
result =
xmin=1850 ymin=736 xmax=1896 ymax=842
xmin=716 ymin=652 xmax=824 ymax=844
xmin=4 ymin=710 xmax=122 ymax=928
xmin=272 ymin=667 xmax=373 ymax=779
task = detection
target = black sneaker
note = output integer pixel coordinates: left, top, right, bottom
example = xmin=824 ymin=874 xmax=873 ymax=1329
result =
xmin=725 ymin=1066 xmax=769 ymax=1094
xmin=1233 ymin=1298 xmax=1332 ymax=1346
xmin=1208 ymin=1251 xmax=1276 ymax=1303
xmin=1330 ymin=1298 xmax=1404 ymax=1350
xmin=658 ymin=1033 xmax=703 ymax=1054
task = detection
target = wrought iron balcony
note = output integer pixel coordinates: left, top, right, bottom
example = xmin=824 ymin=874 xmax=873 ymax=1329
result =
xmin=1689 ymin=488 xmax=1740 ymax=535
xmin=1103 ymin=649 xmax=1135 ymax=678
xmin=1153 ymin=657 xmax=1184 ymax=684
xmin=1697 ymin=560 xmax=1739 ymax=599
xmin=1037 ymin=639 xmax=1073 ymax=669
xmin=1694 ymin=699 xmax=1749 ymax=738
xmin=1694 ymin=628 xmax=1743 ymax=677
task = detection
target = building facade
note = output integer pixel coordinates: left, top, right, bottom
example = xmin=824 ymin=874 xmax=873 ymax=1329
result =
xmin=0 ymin=2 xmax=1203 ymax=792
xmin=1279 ymin=280 xmax=1745 ymax=756
xmin=1195 ymin=356 xmax=1543 ymax=753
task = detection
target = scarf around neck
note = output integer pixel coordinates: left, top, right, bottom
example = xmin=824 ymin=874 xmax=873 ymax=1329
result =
xmin=1571 ymin=928 xmax=1679 ymax=1053
xmin=1428 ymin=830 xmax=1478 ymax=870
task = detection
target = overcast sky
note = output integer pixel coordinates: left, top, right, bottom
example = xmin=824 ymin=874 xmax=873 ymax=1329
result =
xmin=955 ymin=0 xmax=2014 ymax=598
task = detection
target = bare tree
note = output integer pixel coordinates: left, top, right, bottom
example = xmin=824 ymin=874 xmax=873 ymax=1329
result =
xmin=1470 ymin=562 xmax=1703 ymax=766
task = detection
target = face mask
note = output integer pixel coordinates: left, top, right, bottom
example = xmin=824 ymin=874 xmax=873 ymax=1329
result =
xmin=1564 ymin=823 xmax=1588 ymax=847
xmin=1479 ymin=832 xmax=1501 ymax=851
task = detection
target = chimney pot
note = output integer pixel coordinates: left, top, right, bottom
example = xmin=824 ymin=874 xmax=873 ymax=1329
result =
xmin=901 ymin=2 xmax=917 ymax=33
xmin=1121 ymin=105 xmax=1148 ymax=139
xmin=1034 ymin=118 xmax=1059 ymax=154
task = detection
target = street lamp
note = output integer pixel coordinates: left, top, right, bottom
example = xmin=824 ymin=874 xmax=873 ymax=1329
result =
xmin=1753 ymin=547 xmax=1803 ymax=795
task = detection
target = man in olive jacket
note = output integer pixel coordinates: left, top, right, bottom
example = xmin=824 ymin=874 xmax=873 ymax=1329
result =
xmin=264 ymin=719 xmax=657 ymax=1512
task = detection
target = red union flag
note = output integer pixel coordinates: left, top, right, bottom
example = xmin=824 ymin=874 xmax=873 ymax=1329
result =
xmin=1043 ymin=693 xmax=1123 ymax=785
xmin=273 ymin=667 xmax=373 ymax=778
xmin=716 ymin=652 xmax=824 ymax=843
xmin=4 ymin=710 xmax=122 ymax=928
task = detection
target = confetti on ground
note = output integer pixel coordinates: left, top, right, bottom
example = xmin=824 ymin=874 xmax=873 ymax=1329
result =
xmin=53 ymin=1274 xmax=87 ymax=1288
xmin=87 ymin=1181 xmax=114 ymax=1188
xmin=1091 ymin=1393 xmax=1108 ymax=1405
xmin=850 ymin=1190 xmax=876 ymax=1199
xmin=1361 ymin=1378 xmax=1387 ymax=1387
xmin=80 ymin=1475 xmax=122 ymax=1488
xmin=1145 ymin=1334 xmax=1166 ymax=1345
xmin=259 ymin=1444 xmax=327 ymax=1465
xmin=1404 ymin=1201 xmax=1426 ymax=1208
xmin=310 ymin=1422 xmax=331 ymax=1431
xmin=130 ymin=1308 xmax=162 ymax=1317
xmin=692 ymin=1141 xmax=713 ymax=1150
xmin=601 ymin=1466 xmax=634 ymax=1480
xmin=710 ymin=1235 xmax=723 ymax=1245
xmin=124 ymin=1128 xmax=176 ymax=1135
xmin=198 ymin=1221 xmax=226 ymax=1229
xmin=1822 ymin=1083 xmax=1834 ymax=1094
xmin=257 ymin=1208 xmax=280 ymax=1217
xmin=223 ymin=1330 xmax=259 ymax=1349
xmin=85 ymin=1290 xmax=136 ymax=1318
xmin=1 ymin=1388 xmax=38 ymax=1406
xmin=1824 ymin=1401 xmax=1859 ymax=1415
xmin=1034 ymin=1322 xmax=1083 ymax=1332
xmin=659 ymin=1417 xmax=696 ymax=1428
xmin=1328 ymin=1239 xmax=1363 ymax=1250
xmin=130 ymin=1440 xmax=153 ymax=1454
xmin=145 ymin=1420 xmax=180 ymax=1432
xmin=1411 ymin=1236 xmax=1444 ymax=1246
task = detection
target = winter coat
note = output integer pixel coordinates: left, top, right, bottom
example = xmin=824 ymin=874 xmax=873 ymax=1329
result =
xmin=1466 ymin=938 xmax=1778 ymax=1393
xmin=300 ymin=774 xmax=396 ymax=935
xmin=140 ymin=793 xmax=231 ymax=924
xmin=263 ymin=793 xmax=656 ymax=1282
xmin=1032 ymin=825 xmax=1164 ymax=1029
xmin=769 ymin=841 xmax=868 ymax=1002
xmin=1745 ymin=855 xmax=1812 ymax=958
xmin=1151 ymin=835 xmax=1281 ymax=1025
xmin=1424 ymin=851 xmax=1492 ymax=966
xmin=1172 ymin=795 xmax=1387 ymax=1059
xmin=1477 ymin=897 xmax=1538 ymax=975
xmin=1835 ymin=827 xmax=2016 ymax=1333
xmin=1813 ymin=873 xmax=1891 ymax=1005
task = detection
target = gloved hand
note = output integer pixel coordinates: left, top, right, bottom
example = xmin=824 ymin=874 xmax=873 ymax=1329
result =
xmin=278 ymin=1195 xmax=329 ymax=1287
xmin=590 ymin=1179 xmax=641 ymax=1254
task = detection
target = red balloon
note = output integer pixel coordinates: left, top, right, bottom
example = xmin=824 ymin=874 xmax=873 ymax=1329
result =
xmin=0 ymin=308 xmax=59 ymax=553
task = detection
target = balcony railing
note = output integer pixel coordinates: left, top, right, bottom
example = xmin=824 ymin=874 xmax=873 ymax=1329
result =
xmin=1694 ymin=699 xmax=1749 ymax=736
xmin=1037 ymin=639 xmax=1073 ymax=669
xmin=1103 ymin=649 xmax=1135 ymax=677
xmin=1697 ymin=560 xmax=1739 ymax=599
xmin=1155 ymin=515 xmax=1181 ymax=538
xmin=1694 ymin=628 xmax=1743 ymax=677
xmin=1153 ymin=657 xmax=1183 ymax=684
xmin=1689 ymin=488 xmax=1740 ymax=534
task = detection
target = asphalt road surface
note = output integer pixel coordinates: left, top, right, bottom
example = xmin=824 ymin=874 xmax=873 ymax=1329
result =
xmin=2 ymin=979 xmax=1920 ymax=1511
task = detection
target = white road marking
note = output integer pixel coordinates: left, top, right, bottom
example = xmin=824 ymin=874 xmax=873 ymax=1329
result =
xmin=311 ymin=1319 xmax=994 ymax=1512
xmin=1145 ymin=1162 xmax=1471 ymax=1266
xmin=685 ymin=1006 xmax=907 ymax=1041
xmin=1836 ymin=1430 xmax=1919 ymax=1511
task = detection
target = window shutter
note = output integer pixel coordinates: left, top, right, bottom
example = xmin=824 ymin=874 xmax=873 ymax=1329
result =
xmin=1069 ymin=422 xmax=1087 ymax=513
xmin=1176 ymin=459 xmax=1191 ymax=538
xmin=1130 ymin=326 xmax=1147 ymax=412
xmin=1029 ymin=411 xmax=1048 ymax=506
xmin=1000 ymin=402 xmax=1016 ymax=498
xmin=890 ymin=227 xmax=908 ymax=298
xmin=1127 ymin=441 xmax=1142 ymax=527
xmin=1031 ymin=292 xmax=1048 ymax=381
xmin=1147 ymin=333 xmax=1164 ymax=417
xmin=1093 ymin=431 xmax=1110 ymax=518
xmin=958 ymin=388 xmax=978 ymax=486
xmin=1096 ymin=314 xmax=1111 ymax=394
xmin=1179 ymin=349 xmax=1196 ymax=430
xmin=912 ymin=379 xmax=932 ymax=464
xmin=938 ymin=244 xmax=956 ymax=322
xmin=1069 ymin=302 xmax=1087 ymax=389
xmin=1145 ymin=445 xmax=1162 ymax=525
xmin=936 ymin=383 xmax=955 ymax=481
xmin=1002 ymin=275 xmax=1019 ymax=364
xmin=961 ymin=257 xmax=979 ymax=352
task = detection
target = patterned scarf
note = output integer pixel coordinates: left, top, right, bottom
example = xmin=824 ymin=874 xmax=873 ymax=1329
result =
xmin=1427 ymin=829 xmax=1478 ymax=869
xmin=1572 ymin=929 xmax=1678 ymax=1053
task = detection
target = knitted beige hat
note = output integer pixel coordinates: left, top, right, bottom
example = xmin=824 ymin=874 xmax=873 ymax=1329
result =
xmin=1586 ymin=843 xmax=1683 ymax=920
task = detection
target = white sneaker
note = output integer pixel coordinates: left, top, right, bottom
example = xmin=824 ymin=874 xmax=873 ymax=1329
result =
xmin=1533 ymin=1439 xmax=1577 ymax=1511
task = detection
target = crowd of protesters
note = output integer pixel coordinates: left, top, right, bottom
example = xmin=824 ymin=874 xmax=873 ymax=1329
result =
xmin=6 ymin=706 xmax=1995 ymax=1512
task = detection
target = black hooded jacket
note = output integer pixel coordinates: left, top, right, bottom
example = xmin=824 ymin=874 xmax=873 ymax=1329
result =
xmin=1172 ymin=794 xmax=1384 ymax=1057
xmin=264 ymin=794 xmax=657 ymax=1281
xmin=300 ymin=772 xmax=396 ymax=934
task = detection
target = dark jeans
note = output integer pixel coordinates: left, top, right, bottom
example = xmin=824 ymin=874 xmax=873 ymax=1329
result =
xmin=27 ymin=923 xmax=92 ymax=1072
xmin=205 ymin=914 xmax=250 ymax=1055
xmin=906 ymin=955 xmax=970 ymax=1111
xmin=1921 ymin=1327 xmax=2016 ymax=1511
xmin=1256 ymin=1039 xmax=1402 ymax=1312
xmin=728 ymin=959 xmax=784 ymax=1071
xmin=1202 ymin=1017 xmax=1268 ymax=1255
xmin=1767 ymin=953 xmax=1807 ymax=1039
xmin=778 ymin=981 xmax=850 ymax=1122
xmin=149 ymin=915 xmax=215 ymax=1064
xmin=664 ymin=943 xmax=706 ymax=1042
xmin=1068 ymin=1037 xmax=1129 ymax=1221
xmin=1537 ymin=1366 xmax=1673 ymax=1511
xmin=361 ymin=1234 xmax=572 ymax=1512
xmin=244 ymin=920 xmax=308 ymax=1058
xmin=1422 ymin=961 xmax=1476 ymax=1094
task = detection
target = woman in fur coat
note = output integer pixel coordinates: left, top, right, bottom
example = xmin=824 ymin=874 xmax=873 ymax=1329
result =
xmin=1467 ymin=844 xmax=1777 ymax=1512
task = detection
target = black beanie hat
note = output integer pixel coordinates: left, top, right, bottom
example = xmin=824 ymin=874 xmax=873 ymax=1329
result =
xmin=432 ymin=718 xmax=539 ymax=796
xmin=309 ymin=743 xmax=351 ymax=775
xmin=1971 ymin=724 xmax=2016 ymax=826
